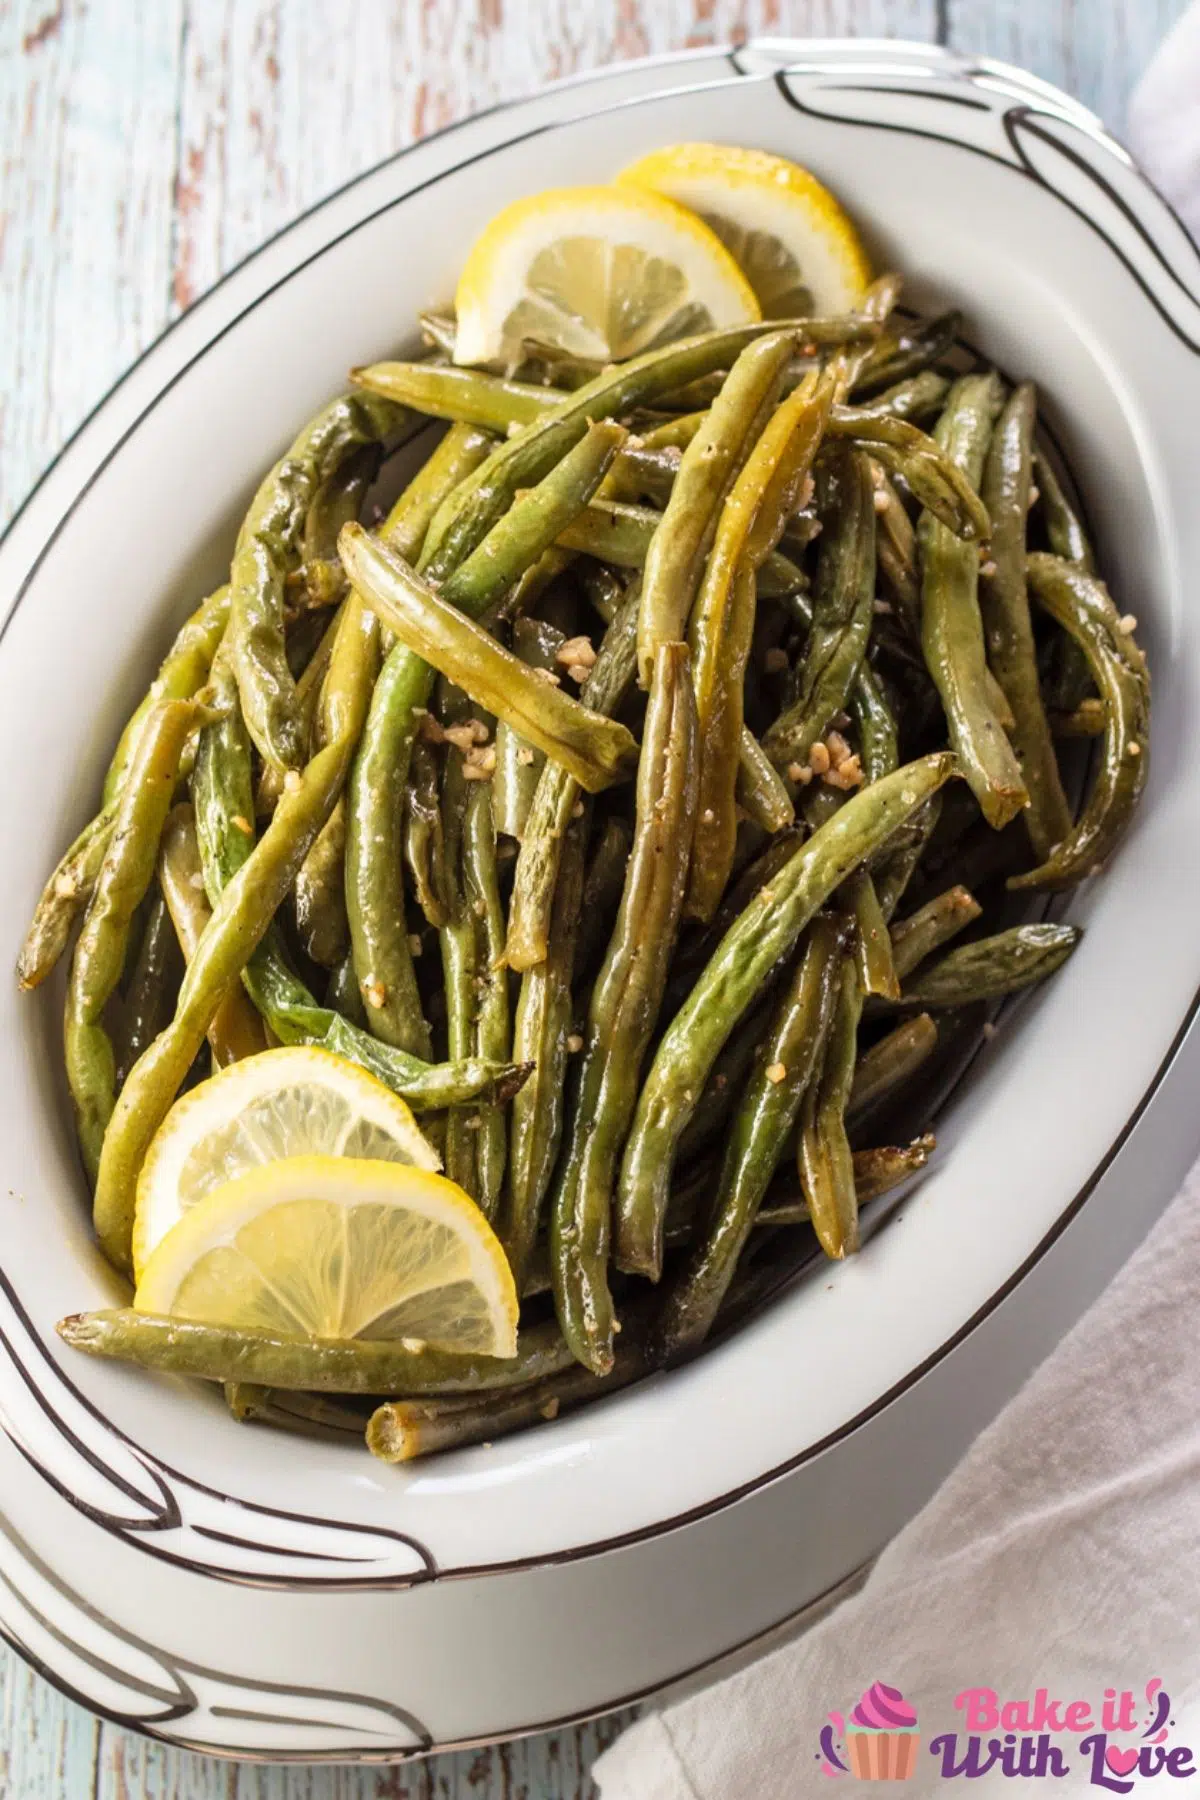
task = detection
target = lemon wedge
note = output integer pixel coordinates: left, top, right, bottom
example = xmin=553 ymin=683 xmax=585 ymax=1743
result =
xmin=131 ymin=1046 xmax=439 ymax=1279
xmin=452 ymin=182 xmax=760 ymax=368
xmin=134 ymin=1154 xmax=519 ymax=1357
xmin=619 ymin=143 xmax=871 ymax=319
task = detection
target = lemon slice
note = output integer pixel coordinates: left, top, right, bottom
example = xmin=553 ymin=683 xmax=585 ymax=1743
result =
xmin=452 ymin=182 xmax=760 ymax=367
xmin=618 ymin=143 xmax=871 ymax=319
xmin=135 ymin=1155 xmax=519 ymax=1357
xmin=131 ymin=1046 xmax=439 ymax=1279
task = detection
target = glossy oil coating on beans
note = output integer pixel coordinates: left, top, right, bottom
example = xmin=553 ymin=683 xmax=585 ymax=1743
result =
xmin=764 ymin=447 xmax=877 ymax=768
xmin=639 ymin=330 xmax=798 ymax=684
xmin=27 ymin=265 xmax=1153 ymax=1459
xmin=899 ymin=922 xmax=1080 ymax=1005
xmin=229 ymin=390 xmax=414 ymax=771
xmin=1012 ymin=556 xmax=1150 ymax=891
xmin=920 ymin=374 xmax=1029 ymax=830
xmin=66 ymin=699 xmax=208 ymax=1186
xmin=615 ymin=753 xmax=956 ymax=1278
xmin=551 ymin=642 xmax=698 ymax=1372
xmin=980 ymin=385 xmax=1072 ymax=861
xmin=657 ymin=914 xmax=845 ymax=1358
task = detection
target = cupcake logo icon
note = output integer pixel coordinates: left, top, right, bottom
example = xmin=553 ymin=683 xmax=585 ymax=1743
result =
xmin=819 ymin=1682 xmax=921 ymax=1780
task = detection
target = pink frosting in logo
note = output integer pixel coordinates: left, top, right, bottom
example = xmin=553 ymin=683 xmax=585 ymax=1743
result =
xmin=850 ymin=1683 xmax=918 ymax=1730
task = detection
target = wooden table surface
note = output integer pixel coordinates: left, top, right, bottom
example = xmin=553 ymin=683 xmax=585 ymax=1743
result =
xmin=0 ymin=0 xmax=1187 ymax=1793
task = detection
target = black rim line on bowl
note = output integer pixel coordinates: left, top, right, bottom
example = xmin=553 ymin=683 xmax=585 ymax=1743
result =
xmin=0 ymin=44 xmax=1190 ymax=1611
xmin=0 ymin=1473 xmax=871 ymax=1763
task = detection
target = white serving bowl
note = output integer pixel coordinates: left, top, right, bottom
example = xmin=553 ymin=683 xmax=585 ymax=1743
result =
xmin=2 ymin=39 xmax=1199 ymax=1761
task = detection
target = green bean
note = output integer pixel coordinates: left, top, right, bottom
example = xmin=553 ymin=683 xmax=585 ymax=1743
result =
xmin=292 ymin=798 xmax=349 ymax=968
xmin=94 ymin=728 xmax=355 ymax=1270
xmin=158 ymin=804 xmax=268 ymax=1067
xmin=229 ymin=391 xmax=414 ymax=769
xmin=657 ymin=914 xmax=845 ymax=1356
xmin=492 ymin=618 xmax=564 ymax=837
xmin=890 ymin=885 xmax=982 ymax=980
xmin=256 ymin=604 xmax=343 ymax=815
xmin=1034 ymin=448 xmax=1095 ymax=572
xmin=343 ymin=523 xmax=638 ymax=794
xmin=1011 ymin=556 xmax=1150 ymax=891
xmin=600 ymin=442 xmax=682 ymax=508
xmin=979 ymin=384 xmax=1072 ymax=862
xmin=501 ymin=813 xmax=588 ymax=1289
xmin=735 ymin=726 xmax=797 ymax=832
xmin=639 ymin=329 xmax=799 ymax=683
xmin=58 ymin=1309 xmax=574 ymax=1394
xmin=556 ymin=497 xmax=807 ymax=598
xmin=571 ymin=817 xmax=631 ymax=985
xmin=900 ymin=922 xmax=1080 ymax=1005
xmin=637 ymin=411 xmax=708 ymax=452
xmin=353 ymin=360 xmax=556 ymax=431
xmin=848 ymin=1013 xmax=939 ymax=1121
xmin=113 ymin=890 xmax=179 ymax=1091
xmin=462 ymin=777 xmax=510 ymax=1219
xmin=345 ymin=425 xmax=495 ymax=1052
xmin=504 ymin=580 xmax=640 ymax=970
xmin=798 ymin=955 xmax=863 ymax=1258
xmin=18 ymin=802 xmax=119 ymax=992
xmin=675 ymin=1000 xmax=774 ymax=1170
xmin=296 ymin=444 xmax=381 ymax=610
xmin=853 ymin=1134 xmax=936 ymax=1199
xmin=763 ymin=448 xmax=877 ymax=768
xmin=849 ymin=659 xmax=900 ymax=784
xmin=104 ymin=586 xmax=232 ymax=806
xmin=367 ymin=1335 xmax=649 ymax=1463
xmin=326 ymin=950 xmax=367 ymax=1027
xmin=437 ymin=719 xmax=480 ymax=1199
xmin=826 ymin=274 xmax=903 ymax=397
xmin=552 ymin=641 xmax=698 ymax=1371
xmin=844 ymin=867 xmax=899 ymax=999
xmin=246 ymin=948 xmax=528 ymax=1112
xmin=853 ymin=310 xmax=961 ymax=396
xmin=94 ymin=592 xmax=386 ymax=1270
xmin=67 ymin=699 xmax=209 ymax=1186
xmin=759 ymin=1133 xmax=936 ymax=1219
xmin=829 ymin=408 xmax=991 ymax=542
xmin=920 ymin=374 xmax=1029 ymax=829
xmin=871 ymin=794 xmax=942 ymax=923
xmin=873 ymin=471 xmax=920 ymax=638
xmin=404 ymin=738 xmax=452 ymax=927
xmin=409 ymin=320 xmax=828 ymax=575
xmin=688 ymin=369 xmax=834 ymax=918
xmin=18 ymin=585 xmax=233 ymax=992
xmin=852 ymin=370 xmax=951 ymax=426
xmin=666 ymin=825 xmax=804 ymax=1015
xmin=615 ymin=752 xmax=956 ymax=1277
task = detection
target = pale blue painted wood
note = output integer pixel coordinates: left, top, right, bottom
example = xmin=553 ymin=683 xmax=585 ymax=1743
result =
xmin=945 ymin=0 xmax=1190 ymax=133
xmin=0 ymin=0 xmax=1181 ymax=1792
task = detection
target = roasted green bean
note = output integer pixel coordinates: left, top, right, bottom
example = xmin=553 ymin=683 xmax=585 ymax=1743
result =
xmin=229 ymin=391 xmax=414 ymax=770
xmin=615 ymin=753 xmax=956 ymax=1278
xmin=58 ymin=1309 xmax=575 ymax=1394
xmin=552 ymin=642 xmax=698 ymax=1371
xmin=980 ymin=384 xmax=1072 ymax=860
xmin=66 ymin=699 xmax=208 ymax=1185
xmin=1011 ymin=556 xmax=1150 ymax=891
xmin=920 ymin=374 xmax=1029 ymax=829
xmin=657 ymin=914 xmax=845 ymax=1356
xmin=639 ymin=329 xmax=798 ymax=682
xmin=899 ymin=922 xmax=1080 ymax=1005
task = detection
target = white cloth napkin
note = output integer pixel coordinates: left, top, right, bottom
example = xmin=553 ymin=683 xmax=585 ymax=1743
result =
xmin=593 ymin=25 xmax=1200 ymax=1797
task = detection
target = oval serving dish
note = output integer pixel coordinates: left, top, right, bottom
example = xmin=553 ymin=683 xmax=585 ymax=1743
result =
xmin=2 ymin=38 xmax=1200 ymax=1761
